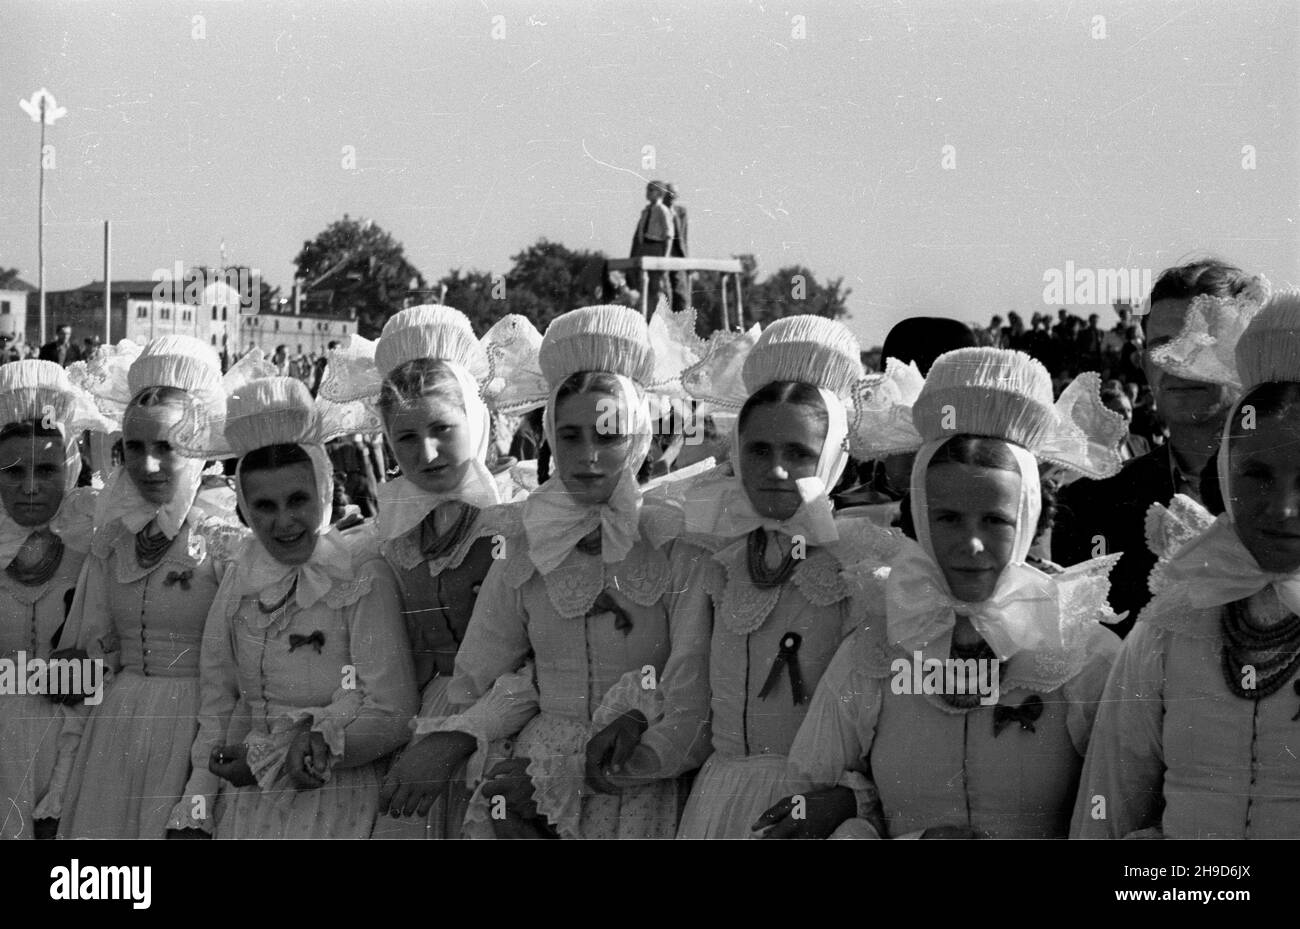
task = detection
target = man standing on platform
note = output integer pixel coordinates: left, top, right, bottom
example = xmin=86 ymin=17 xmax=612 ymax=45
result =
xmin=664 ymin=183 xmax=689 ymax=312
xmin=630 ymin=180 xmax=676 ymax=312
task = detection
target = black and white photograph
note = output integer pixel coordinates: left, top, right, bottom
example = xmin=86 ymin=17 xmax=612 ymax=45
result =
xmin=1 ymin=0 xmax=1297 ymax=909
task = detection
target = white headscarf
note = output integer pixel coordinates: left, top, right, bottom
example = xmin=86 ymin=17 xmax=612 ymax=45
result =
xmin=376 ymin=361 xmax=501 ymax=541
xmin=885 ymin=436 xmax=1060 ymax=660
xmin=522 ymin=373 xmax=653 ymax=575
xmin=682 ymin=385 xmax=848 ymax=545
xmin=228 ymin=442 xmax=354 ymax=615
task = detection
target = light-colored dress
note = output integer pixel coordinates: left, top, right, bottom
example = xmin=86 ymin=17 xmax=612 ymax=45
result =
xmin=175 ymin=541 xmax=418 ymax=839
xmin=675 ymin=521 xmax=871 ymax=840
xmin=369 ymin=502 xmax=519 ymax=840
xmin=0 ymin=542 xmax=85 ymax=839
xmin=47 ymin=514 xmax=239 ymax=839
xmin=789 ymin=606 xmax=1119 ymax=839
xmin=1072 ymin=603 xmax=1300 ymax=839
xmin=423 ymin=504 xmax=711 ymax=840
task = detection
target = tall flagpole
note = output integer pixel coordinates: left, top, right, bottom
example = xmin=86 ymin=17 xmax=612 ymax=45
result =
xmin=37 ymin=96 xmax=46 ymax=346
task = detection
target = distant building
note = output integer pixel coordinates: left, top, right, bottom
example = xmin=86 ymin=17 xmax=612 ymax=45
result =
xmin=43 ymin=277 xmax=243 ymax=357
xmin=237 ymin=285 xmax=357 ymax=358
xmin=0 ymin=277 xmax=35 ymax=350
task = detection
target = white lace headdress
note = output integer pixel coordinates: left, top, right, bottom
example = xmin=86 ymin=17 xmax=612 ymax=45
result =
xmin=522 ymin=304 xmax=659 ymax=575
xmin=72 ymin=335 xmax=262 ymax=539
xmin=678 ymin=314 xmax=866 ymax=544
xmin=851 ymin=347 xmax=1127 ymax=659
xmin=319 ymin=305 xmax=541 ymax=538
xmin=0 ymin=360 xmax=115 ymax=566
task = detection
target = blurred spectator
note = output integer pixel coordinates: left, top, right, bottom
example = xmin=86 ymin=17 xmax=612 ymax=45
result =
xmin=40 ymin=325 xmax=82 ymax=366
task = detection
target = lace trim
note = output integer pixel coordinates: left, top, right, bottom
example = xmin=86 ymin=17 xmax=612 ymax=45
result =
xmin=500 ymin=528 xmax=670 ymax=619
xmin=322 ymin=572 xmax=375 ymax=610
xmin=1145 ymin=494 xmax=1217 ymax=597
xmin=710 ymin=538 xmax=848 ymax=636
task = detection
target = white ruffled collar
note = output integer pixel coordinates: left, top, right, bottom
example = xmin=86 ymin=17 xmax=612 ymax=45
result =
xmin=227 ymin=528 xmax=356 ymax=627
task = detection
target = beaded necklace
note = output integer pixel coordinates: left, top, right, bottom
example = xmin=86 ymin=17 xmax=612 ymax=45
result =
xmin=419 ymin=501 xmax=479 ymax=561
xmin=746 ymin=528 xmax=797 ymax=589
xmin=134 ymin=523 xmax=174 ymax=569
xmin=1220 ymin=598 xmax=1300 ymax=700
xmin=5 ymin=534 xmax=64 ymax=587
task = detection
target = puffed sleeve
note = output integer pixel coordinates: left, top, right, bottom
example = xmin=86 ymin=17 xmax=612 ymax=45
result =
xmin=785 ymin=628 xmax=888 ymax=838
xmin=167 ymin=571 xmax=241 ymax=834
xmin=622 ymin=540 xmax=714 ymax=780
xmin=329 ymin=556 xmax=419 ymax=768
xmin=1062 ymin=624 xmax=1122 ymax=757
xmin=410 ymin=552 xmax=538 ymax=782
xmin=32 ymin=552 xmax=113 ymax=821
xmin=1070 ymin=622 xmax=1168 ymax=839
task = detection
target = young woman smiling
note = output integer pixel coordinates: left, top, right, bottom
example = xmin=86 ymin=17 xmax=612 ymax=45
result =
xmin=1076 ymin=289 xmax=1300 ymax=838
xmin=758 ymin=348 xmax=1126 ymax=839
xmin=0 ymin=361 xmax=105 ymax=839
xmin=171 ymin=376 xmax=417 ymax=838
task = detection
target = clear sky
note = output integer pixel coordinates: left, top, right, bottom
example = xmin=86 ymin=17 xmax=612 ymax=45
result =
xmin=3 ymin=0 xmax=1297 ymax=348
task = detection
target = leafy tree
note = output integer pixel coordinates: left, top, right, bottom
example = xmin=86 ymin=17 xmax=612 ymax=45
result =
xmin=292 ymin=216 xmax=425 ymax=338
xmin=744 ymin=263 xmax=850 ymax=327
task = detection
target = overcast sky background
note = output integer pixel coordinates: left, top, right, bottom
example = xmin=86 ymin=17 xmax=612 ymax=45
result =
xmin=2 ymin=0 xmax=1297 ymax=347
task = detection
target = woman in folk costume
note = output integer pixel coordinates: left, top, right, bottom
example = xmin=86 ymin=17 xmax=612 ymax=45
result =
xmin=321 ymin=306 xmax=534 ymax=839
xmin=394 ymin=305 xmax=711 ymax=840
xmin=0 ymin=361 xmax=106 ymax=839
xmin=164 ymin=376 xmax=417 ymax=838
xmin=754 ymin=347 xmax=1127 ymax=839
xmin=39 ymin=336 xmax=248 ymax=839
xmin=667 ymin=315 xmax=882 ymax=840
xmin=1074 ymin=287 xmax=1300 ymax=838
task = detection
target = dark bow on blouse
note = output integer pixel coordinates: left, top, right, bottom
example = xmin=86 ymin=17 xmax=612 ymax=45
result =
xmin=164 ymin=569 xmax=194 ymax=590
xmin=992 ymin=694 xmax=1043 ymax=736
xmin=758 ymin=632 xmax=806 ymax=705
xmin=589 ymin=591 xmax=633 ymax=636
xmin=289 ymin=630 xmax=326 ymax=654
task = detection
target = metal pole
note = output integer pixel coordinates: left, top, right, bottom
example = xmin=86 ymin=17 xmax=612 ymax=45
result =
xmin=719 ymin=273 xmax=729 ymax=332
xmin=37 ymin=98 xmax=46 ymax=346
xmin=103 ymin=220 xmax=111 ymax=344
xmin=734 ymin=271 xmax=744 ymax=330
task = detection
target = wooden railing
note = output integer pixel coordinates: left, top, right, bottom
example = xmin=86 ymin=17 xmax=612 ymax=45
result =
xmin=605 ymin=257 xmax=746 ymax=327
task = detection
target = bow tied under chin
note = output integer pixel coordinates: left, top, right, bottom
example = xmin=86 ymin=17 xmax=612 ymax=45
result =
xmin=1160 ymin=516 xmax=1300 ymax=617
xmin=522 ymin=470 xmax=643 ymax=576
xmin=885 ymin=540 xmax=1061 ymax=660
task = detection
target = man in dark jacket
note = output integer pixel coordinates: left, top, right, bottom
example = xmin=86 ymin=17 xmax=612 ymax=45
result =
xmin=1052 ymin=258 xmax=1255 ymax=635
xmin=39 ymin=325 xmax=82 ymax=366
